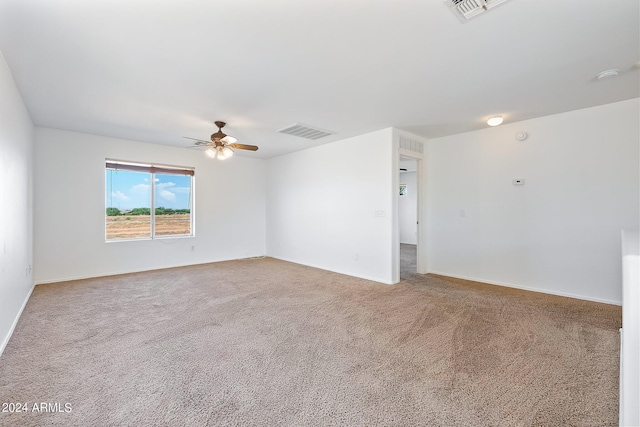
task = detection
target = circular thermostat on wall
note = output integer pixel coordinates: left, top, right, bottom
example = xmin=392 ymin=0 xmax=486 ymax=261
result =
xmin=515 ymin=132 xmax=528 ymax=141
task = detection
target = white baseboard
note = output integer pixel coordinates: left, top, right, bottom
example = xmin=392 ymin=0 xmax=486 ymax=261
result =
xmin=427 ymin=270 xmax=621 ymax=306
xmin=0 ymin=283 xmax=35 ymax=358
xmin=34 ymin=255 xmax=266 ymax=285
xmin=268 ymin=255 xmax=395 ymax=285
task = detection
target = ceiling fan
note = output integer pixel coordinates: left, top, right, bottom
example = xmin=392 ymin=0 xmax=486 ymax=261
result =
xmin=184 ymin=121 xmax=258 ymax=160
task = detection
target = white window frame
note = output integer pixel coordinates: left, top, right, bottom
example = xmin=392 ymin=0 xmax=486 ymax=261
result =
xmin=105 ymin=160 xmax=195 ymax=241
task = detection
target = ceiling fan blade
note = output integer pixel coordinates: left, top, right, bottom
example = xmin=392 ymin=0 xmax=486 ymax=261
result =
xmin=183 ymin=136 xmax=211 ymax=145
xmin=229 ymin=143 xmax=259 ymax=151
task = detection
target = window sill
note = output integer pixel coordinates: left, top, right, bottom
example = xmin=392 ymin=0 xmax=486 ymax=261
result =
xmin=105 ymin=234 xmax=195 ymax=243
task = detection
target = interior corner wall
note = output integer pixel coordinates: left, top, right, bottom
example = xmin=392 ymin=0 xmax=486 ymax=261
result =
xmin=34 ymin=128 xmax=266 ymax=283
xmin=266 ymin=128 xmax=395 ymax=284
xmin=399 ymin=171 xmax=418 ymax=245
xmin=426 ymin=98 xmax=640 ymax=304
xmin=0 ymin=52 xmax=34 ymax=355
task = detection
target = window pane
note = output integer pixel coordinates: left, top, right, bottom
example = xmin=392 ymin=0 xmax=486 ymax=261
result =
xmin=105 ymin=169 xmax=151 ymax=239
xmin=153 ymin=173 xmax=192 ymax=236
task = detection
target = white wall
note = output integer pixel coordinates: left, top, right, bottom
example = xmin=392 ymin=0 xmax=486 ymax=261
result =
xmin=0 ymin=52 xmax=34 ymax=355
xmin=399 ymin=171 xmax=417 ymax=244
xmin=34 ymin=128 xmax=266 ymax=283
xmin=266 ymin=128 xmax=395 ymax=284
xmin=426 ymin=99 xmax=640 ymax=304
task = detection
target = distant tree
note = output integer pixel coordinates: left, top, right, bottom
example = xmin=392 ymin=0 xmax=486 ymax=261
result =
xmin=106 ymin=207 xmax=121 ymax=216
xmin=156 ymin=207 xmax=176 ymax=215
xmin=130 ymin=207 xmax=150 ymax=216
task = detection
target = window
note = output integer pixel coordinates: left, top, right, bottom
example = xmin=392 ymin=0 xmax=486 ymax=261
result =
xmin=105 ymin=160 xmax=194 ymax=240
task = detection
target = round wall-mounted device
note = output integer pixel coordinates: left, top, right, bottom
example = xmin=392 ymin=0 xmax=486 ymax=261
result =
xmin=515 ymin=132 xmax=528 ymax=141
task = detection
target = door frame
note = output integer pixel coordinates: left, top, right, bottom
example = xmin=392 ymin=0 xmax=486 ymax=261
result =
xmin=391 ymin=130 xmax=427 ymax=283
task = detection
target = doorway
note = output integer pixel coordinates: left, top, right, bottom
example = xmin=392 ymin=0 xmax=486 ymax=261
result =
xmin=399 ymin=157 xmax=419 ymax=279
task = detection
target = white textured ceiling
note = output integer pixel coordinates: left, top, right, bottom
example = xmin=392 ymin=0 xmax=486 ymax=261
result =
xmin=0 ymin=0 xmax=638 ymax=159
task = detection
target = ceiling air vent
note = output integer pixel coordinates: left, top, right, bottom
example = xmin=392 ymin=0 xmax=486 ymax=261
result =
xmin=277 ymin=123 xmax=335 ymax=140
xmin=445 ymin=0 xmax=510 ymax=22
xmin=399 ymin=136 xmax=424 ymax=154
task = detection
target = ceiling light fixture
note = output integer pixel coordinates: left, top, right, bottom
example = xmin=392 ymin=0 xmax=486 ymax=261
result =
xmin=184 ymin=121 xmax=258 ymax=160
xmin=487 ymin=116 xmax=504 ymax=126
xmin=205 ymin=145 xmax=235 ymax=160
xmin=221 ymin=146 xmax=234 ymax=159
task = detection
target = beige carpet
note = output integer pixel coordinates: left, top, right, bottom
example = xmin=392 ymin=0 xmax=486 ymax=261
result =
xmin=0 ymin=255 xmax=621 ymax=426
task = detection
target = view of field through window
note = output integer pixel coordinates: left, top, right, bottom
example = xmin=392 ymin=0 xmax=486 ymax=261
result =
xmin=106 ymin=167 xmax=192 ymax=240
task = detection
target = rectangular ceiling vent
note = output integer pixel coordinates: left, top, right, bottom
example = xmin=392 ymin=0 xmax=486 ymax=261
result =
xmin=277 ymin=123 xmax=335 ymax=140
xmin=445 ymin=0 xmax=510 ymax=22
xmin=399 ymin=136 xmax=424 ymax=154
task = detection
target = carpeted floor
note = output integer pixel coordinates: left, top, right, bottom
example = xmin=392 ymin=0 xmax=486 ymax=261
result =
xmin=400 ymin=243 xmax=417 ymax=280
xmin=0 ymin=254 xmax=621 ymax=426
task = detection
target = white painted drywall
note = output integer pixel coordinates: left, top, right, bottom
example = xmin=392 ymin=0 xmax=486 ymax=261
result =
xmin=266 ymin=128 xmax=395 ymax=284
xmin=426 ymin=99 xmax=640 ymax=304
xmin=0 ymin=52 xmax=35 ymax=355
xmin=34 ymin=128 xmax=266 ymax=283
xmin=399 ymin=171 xmax=417 ymax=245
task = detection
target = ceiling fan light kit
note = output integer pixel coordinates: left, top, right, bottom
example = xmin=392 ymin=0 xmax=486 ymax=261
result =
xmin=220 ymin=135 xmax=238 ymax=144
xmin=184 ymin=121 xmax=258 ymax=160
xmin=221 ymin=146 xmax=234 ymax=158
xmin=205 ymin=146 xmax=234 ymax=160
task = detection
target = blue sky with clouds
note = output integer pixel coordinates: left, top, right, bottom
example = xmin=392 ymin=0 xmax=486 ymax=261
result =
xmin=106 ymin=170 xmax=191 ymax=211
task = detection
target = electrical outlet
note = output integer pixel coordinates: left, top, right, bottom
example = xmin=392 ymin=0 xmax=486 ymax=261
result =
xmin=354 ymin=253 xmax=359 ymax=261
xmin=191 ymin=246 xmax=195 ymax=252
